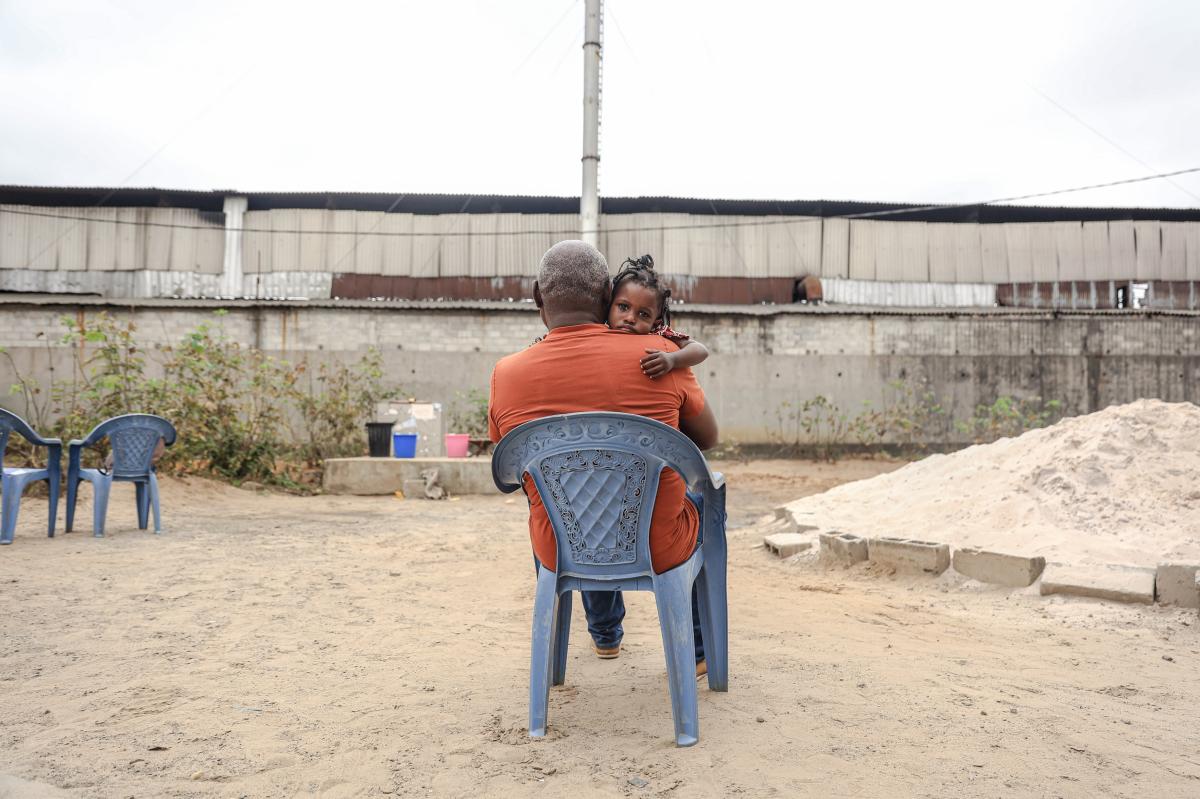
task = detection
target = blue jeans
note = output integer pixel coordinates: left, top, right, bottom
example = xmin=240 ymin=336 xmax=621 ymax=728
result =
xmin=578 ymin=492 xmax=705 ymax=664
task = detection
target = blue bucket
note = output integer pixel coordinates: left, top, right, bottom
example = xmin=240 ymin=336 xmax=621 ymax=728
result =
xmin=393 ymin=432 xmax=418 ymax=458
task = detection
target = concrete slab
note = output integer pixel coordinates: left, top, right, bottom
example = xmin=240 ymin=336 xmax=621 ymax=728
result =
xmin=819 ymin=531 xmax=869 ymax=566
xmin=1155 ymin=563 xmax=1200 ymax=609
xmin=868 ymin=537 xmax=950 ymax=575
xmin=1039 ymin=564 xmax=1155 ymax=605
xmin=323 ymin=457 xmax=497 ymax=495
xmin=953 ymin=548 xmax=1046 ymax=588
xmin=764 ymin=533 xmax=813 ymax=558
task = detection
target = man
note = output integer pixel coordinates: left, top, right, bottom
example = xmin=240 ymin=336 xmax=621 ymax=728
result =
xmin=488 ymin=240 xmax=718 ymax=673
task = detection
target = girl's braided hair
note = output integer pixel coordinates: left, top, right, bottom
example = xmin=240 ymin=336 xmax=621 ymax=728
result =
xmin=612 ymin=254 xmax=671 ymax=330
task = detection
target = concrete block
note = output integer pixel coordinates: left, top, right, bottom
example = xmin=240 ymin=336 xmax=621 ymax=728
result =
xmin=1039 ymin=564 xmax=1155 ymax=605
xmin=763 ymin=533 xmax=813 ymax=558
xmin=952 ymin=548 xmax=1046 ymax=587
xmin=773 ymin=501 xmax=820 ymax=533
xmin=1155 ymin=563 xmax=1200 ymax=608
xmin=819 ymin=531 xmax=869 ymax=566
xmin=868 ymin=537 xmax=950 ymax=575
xmin=323 ymin=457 xmax=498 ymax=495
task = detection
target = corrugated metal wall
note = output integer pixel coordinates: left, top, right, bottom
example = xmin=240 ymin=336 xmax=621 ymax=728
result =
xmin=0 ymin=204 xmax=224 ymax=273
xmin=241 ymin=211 xmax=1200 ymax=282
xmin=4 ymin=204 xmax=1200 ymax=284
xmin=241 ymin=210 xmax=580 ymax=277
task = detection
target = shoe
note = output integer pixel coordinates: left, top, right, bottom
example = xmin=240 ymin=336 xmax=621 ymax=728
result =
xmin=695 ymin=660 xmax=707 ymax=679
xmin=593 ymin=642 xmax=621 ymax=659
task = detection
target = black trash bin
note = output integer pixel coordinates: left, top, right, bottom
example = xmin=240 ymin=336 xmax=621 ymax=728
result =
xmin=366 ymin=422 xmax=393 ymax=457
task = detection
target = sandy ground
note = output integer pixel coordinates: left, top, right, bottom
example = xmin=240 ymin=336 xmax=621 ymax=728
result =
xmin=1 ymin=459 xmax=1198 ymax=798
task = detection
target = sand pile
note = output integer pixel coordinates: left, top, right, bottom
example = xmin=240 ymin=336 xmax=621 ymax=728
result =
xmin=782 ymin=399 xmax=1200 ymax=568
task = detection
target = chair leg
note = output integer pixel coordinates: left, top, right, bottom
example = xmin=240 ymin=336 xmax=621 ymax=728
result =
xmin=66 ymin=476 xmax=77 ymax=533
xmin=552 ymin=590 xmax=572 ymax=686
xmin=528 ymin=565 xmax=559 ymax=738
xmin=135 ymin=482 xmax=149 ymax=530
xmin=695 ymin=564 xmax=728 ymax=692
xmin=47 ymin=473 xmax=60 ymax=538
xmin=150 ymin=473 xmax=162 ymax=533
xmin=654 ymin=567 xmax=701 ymax=747
xmin=699 ymin=485 xmax=730 ymax=692
xmin=92 ymin=476 xmax=112 ymax=538
xmin=0 ymin=475 xmax=19 ymax=545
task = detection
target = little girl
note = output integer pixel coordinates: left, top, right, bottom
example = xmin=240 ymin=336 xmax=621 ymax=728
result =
xmin=609 ymin=255 xmax=710 ymax=379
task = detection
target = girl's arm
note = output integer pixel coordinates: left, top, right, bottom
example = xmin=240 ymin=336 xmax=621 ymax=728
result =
xmin=671 ymin=340 xmax=709 ymax=368
xmin=640 ymin=339 xmax=710 ymax=378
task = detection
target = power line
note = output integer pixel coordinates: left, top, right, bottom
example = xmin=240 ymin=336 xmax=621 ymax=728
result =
xmin=25 ymin=19 xmax=265 ymax=267
xmin=3 ymin=165 xmax=1200 ymax=239
xmin=511 ymin=0 xmax=581 ymax=75
xmin=1029 ymin=84 xmax=1200 ymax=204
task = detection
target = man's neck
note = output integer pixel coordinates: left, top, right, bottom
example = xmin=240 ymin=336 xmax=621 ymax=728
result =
xmin=545 ymin=311 xmax=603 ymax=330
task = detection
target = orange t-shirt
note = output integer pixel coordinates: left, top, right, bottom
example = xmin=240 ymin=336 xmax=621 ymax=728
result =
xmin=488 ymin=323 xmax=706 ymax=574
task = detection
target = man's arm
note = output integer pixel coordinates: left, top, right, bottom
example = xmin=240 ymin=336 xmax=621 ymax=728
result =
xmin=680 ymin=401 xmax=718 ymax=451
xmin=487 ymin=367 xmax=503 ymax=444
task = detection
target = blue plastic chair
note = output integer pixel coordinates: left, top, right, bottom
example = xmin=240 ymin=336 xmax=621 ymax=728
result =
xmin=66 ymin=414 xmax=176 ymax=537
xmin=492 ymin=411 xmax=728 ymax=747
xmin=0 ymin=409 xmax=62 ymax=545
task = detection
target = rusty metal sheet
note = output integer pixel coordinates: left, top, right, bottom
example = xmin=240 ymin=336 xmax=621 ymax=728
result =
xmin=329 ymin=273 xmax=796 ymax=304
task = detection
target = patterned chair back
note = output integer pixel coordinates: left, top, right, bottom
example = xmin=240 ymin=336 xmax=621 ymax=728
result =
xmin=110 ymin=426 xmax=164 ymax=478
xmin=81 ymin=414 xmax=177 ymax=479
xmin=492 ymin=412 xmax=716 ymax=580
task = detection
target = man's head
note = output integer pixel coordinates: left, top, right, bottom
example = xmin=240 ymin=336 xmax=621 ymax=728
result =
xmin=533 ymin=240 xmax=611 ymax=328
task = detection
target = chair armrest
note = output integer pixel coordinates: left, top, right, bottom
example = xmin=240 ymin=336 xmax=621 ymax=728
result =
xmin=44 ymin=440 xmax=62 ymax=476
xmin=8 ymin=415 xmax=60 ymax=448
xmin=67 ymin=441 xmax=84 ymax=482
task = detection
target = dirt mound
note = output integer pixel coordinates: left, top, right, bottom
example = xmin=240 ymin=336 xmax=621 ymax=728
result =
xmin=781 ymin=400 xmax=1200 ymax=567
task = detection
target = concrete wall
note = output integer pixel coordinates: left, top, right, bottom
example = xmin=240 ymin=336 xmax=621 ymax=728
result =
xmin=1 ymin=297 xmax=1197 ymax=445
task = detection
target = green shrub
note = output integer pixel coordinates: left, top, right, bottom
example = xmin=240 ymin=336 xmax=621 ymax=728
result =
xmin=446 ymin=389 xmax=490 ymax=438
xmin=955 ymin=396 xmax=1063 ymax=444
xmin=5 ymin=311 xmax=402 ymax=488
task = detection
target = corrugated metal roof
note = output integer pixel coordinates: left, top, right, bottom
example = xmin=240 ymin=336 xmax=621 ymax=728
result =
xmin=5 ymin=292 xmax=1198 ymax=318
xmin=3 ymin=185 xmax=1199 ymax=222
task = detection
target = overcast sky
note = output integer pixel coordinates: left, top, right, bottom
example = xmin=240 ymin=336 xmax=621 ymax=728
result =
xmin=2 ymin=0 xmax=1198 ymax=207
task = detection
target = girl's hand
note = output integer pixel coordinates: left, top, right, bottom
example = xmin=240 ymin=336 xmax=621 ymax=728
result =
xmin=640 ymin=348 xmax=676 ymax=378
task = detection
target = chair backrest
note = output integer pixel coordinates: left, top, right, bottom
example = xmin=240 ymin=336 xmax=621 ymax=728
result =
xmin=81 ymin=414 xmax=177 ymax=478
xmin=492 ymin=412 xmax=719 ymax=580
xmin=0 ymin=419 xmax=9 ymax=473
xmin=0 ymin=408 xmax=45 ymax=472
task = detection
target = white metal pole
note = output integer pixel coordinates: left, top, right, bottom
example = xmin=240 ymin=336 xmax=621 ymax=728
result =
xmin=581 ymin=0 xmax=602 ymax=248
xmin=220 ymin=195 xmax=248 ymax=298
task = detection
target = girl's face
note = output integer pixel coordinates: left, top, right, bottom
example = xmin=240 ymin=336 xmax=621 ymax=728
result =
xmin=608 ymin=282 xmax=661 ymax=334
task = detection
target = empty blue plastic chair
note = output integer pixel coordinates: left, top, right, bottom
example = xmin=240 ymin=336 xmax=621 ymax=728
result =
xmin=66 ymin=414 xmax=176 ymax=537
xmin=492 ymin=411 xmax=728 ymax=747
xmin=0 ymin=409 xmax=62 ymax=545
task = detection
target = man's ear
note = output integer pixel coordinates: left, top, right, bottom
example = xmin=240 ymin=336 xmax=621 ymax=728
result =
xmin=533 ymin=281 xmax=544 ymax=309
